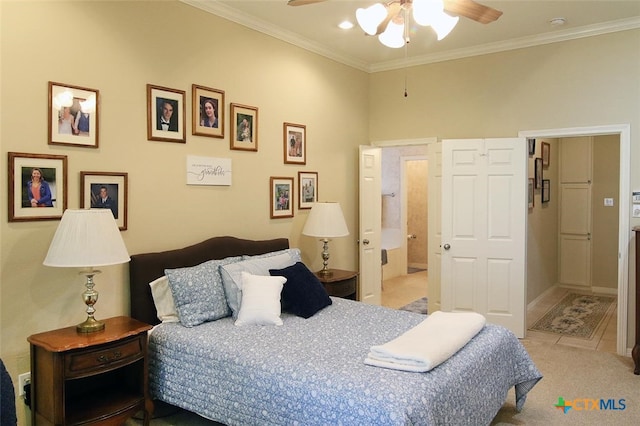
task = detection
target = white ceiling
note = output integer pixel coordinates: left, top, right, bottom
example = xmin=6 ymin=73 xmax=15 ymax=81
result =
xmin=181 ymin=0 xmax=640 ymax=72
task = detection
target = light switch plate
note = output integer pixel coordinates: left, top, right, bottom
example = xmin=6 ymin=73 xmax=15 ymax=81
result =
xmin=604 ymin=198 xmax=614 ymax=206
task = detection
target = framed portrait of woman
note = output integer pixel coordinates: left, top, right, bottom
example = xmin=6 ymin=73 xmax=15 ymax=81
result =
xmin=80 ymin=171 xmax=128 ymax=230
xmin=192 ymin=84 xmax=225 ymax=139
xmin=8 ymin=152 xmax=68 ymax=222
xmin=48 ymin=81 xmax=99 ymax=148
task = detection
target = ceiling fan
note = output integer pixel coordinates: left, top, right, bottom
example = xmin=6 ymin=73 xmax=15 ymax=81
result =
xmin=287 ymin=0 xmax=503 ymax=26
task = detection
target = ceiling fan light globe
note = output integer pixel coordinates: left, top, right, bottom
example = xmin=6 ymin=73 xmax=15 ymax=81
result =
xmin=378 ymin=20 xmax=405 ymax=48
xmin=432 ymin=12 xmax=458 ymax=40
xmin=356 ymin=3 xmax=388 ymax=35
xmin=412 ymin=0 xmax=444 ymax=27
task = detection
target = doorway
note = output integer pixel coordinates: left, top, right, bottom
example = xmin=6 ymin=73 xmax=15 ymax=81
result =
xmin=520 ymin=125 xmax=630 ymax=356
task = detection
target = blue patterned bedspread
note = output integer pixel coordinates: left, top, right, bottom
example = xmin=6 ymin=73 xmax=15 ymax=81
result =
xmin=148 ymin=298 xmax=541 ymax=425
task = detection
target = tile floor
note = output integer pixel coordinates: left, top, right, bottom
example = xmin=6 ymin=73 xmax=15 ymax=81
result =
xmin=380 ymin=272 xmax=618 ymax=353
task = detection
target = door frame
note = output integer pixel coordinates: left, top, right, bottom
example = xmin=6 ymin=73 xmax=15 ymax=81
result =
xmin=519 ymin=124 xmax=630 ymax=356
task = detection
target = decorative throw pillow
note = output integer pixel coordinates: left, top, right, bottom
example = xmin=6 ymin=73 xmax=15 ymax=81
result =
xmin=220 ymin=251 xmax=298 ymax=318
xmin=148 ymin=275 xmax=179 ymax=323
xmin=269 ymin=262 xmax=332 ymax=319
xmin=234 ymin=272 xmax=286 ymax=326
xmin=165 ymin=256 xmax=241 ymax=327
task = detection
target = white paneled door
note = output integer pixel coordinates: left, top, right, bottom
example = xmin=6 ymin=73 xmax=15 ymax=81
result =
xmin=441 ymin=138 xmax=527 ymax=337
xmin=427 ymin=142 xmax=442 ymax=314
xmin=359 ymin=146 xmax=382 ymax=305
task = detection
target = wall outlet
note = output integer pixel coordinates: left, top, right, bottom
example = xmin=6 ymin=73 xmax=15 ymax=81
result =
xmin=604 ymin=198 xmax=614 ymax=207
xmin=18 ymin=372 xmax=30 ymax=396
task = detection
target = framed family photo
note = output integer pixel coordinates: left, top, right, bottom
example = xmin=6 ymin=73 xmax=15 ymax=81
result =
xmin=8 ymin=152 xmax=67 ymax=222
xmin=230 ymin=103 xmax=258 ymax=151
xmin=542 ymin=179 xmax=551 ymax=203
xmin=528 ymin=178 xmax=534 ymax=209
xmin=80 ymin=172 xmax=128 ymax=230
xmin=527 ymin=138 xmax=535 ymax=156
xmin=283 ymin=122 xmax=306 ymax=165
xmin=298 ymin=171 xmax=318 ymax=209
xmin=147 ymin=84 xmax=186 ymax=143
xmin=192 ymin=84 xmax=225 ymax=139
xmin=270 ymin=176 xmax=294 ymax=219
xmin=48 ymin=81 xmax=99 ymax=148
xmin=534 ymin=157 xmax=543 ymax=189
xmin=541 ymin=142 xmax=551 ymax=167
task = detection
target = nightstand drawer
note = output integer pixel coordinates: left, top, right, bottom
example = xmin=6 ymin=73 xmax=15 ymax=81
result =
xmin=324 ymin=278 xmax=356 ymax=297
xmin=65 ymin=336 xmax=144 ymax=377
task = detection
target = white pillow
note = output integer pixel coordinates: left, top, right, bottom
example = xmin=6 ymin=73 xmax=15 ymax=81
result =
xmin=148 ymin=276 xmax=179 ymax=323
xmin=234 ymin=272 xmax=286 ymax=326
xmin=221 ymin=251 xmax=299 ymax=318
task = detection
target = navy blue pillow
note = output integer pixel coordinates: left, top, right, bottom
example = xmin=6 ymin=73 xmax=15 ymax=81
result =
xmin=269 ymin=262 xmax=332 ymax=318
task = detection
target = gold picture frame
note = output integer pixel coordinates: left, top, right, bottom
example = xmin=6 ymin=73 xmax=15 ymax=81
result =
xmin=283 ymin=122 xmax=306 ymax=165
xmin=270 ymin=176 xmax=294 ymax=219
xmin=147 ymin=84 xmax=186 ymax=143
xmin=8 ymin=152 xmax=68 ymax=222
xmin=230 ymin=103 xmax=258 ymax=151
xmin=192 ymin=84 xmax=225 ymax=139
xmin=80 ymin=171 xmax=129 ymax=230
xmin=48 ymin=81 xmax=99 ymax=148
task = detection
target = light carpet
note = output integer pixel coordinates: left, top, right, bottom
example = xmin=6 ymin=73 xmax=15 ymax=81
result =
xmin=128 ymin=340 xmax=638 ymax=426
xmin=529 ymin=293 xmax=615 ymax=339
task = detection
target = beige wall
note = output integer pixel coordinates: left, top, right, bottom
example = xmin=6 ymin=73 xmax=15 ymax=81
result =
xmin=0 ymin=2 xmax=367 ymax=423
xmin=592 ymin=135 xmax=620 ymax=290
xmin=527 ymin=139 xmax=559 ymax=303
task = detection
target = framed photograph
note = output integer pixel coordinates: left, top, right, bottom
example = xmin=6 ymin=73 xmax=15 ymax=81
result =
xmin=147 ymin=84 xmax=186 ymax=143
xmin=283 ymin=122 xmax=306 ymax=165
xmin=541 ymin=142 xmax=550 ymax=167
xmin=527 ymin=138 xmax=535 ymax=156
xmin=298 ymin=171 xmax=318 ymax=209
xmin=270 ymin=176 xmax=294 ymax=219
xmin=48 ymin=81 xmax=99 ymax=148
xmin=528 ymin=178 xmax=534 ymax=209
xmin=192 ymin=84 xmax=225 ymax=139
xmin=8 ymin=152 xmax=67 ymax=222
xmin=80 ymin=172 xmax=128 ymax=230
xmin=534 ymin=157 xmax=543 ymax=189
xmin=230 ymin=103 xmax=258 ymax=151
xmin=542 ymin=179 xmax=551 ymax=203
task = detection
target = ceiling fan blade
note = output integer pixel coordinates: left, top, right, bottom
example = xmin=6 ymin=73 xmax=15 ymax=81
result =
xmin=287 ymin=0 xmax=327 ymax=6
xmin=443 ymin=0 xmax=503 ymax=24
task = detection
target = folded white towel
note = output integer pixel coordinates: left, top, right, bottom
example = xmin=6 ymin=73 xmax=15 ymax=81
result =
xmin=365 ymin=310 xmax=486 ymax=372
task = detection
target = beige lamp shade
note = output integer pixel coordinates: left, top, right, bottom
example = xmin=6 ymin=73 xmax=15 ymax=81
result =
xmin=43 ymin=209 xmax=130 ymax=268
xmin=302 ymin=202 xmax=349 ymax=238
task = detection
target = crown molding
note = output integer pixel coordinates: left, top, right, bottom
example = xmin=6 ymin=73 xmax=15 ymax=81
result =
xmin=370 ymin=16 xmax=640 ymax=72
xmin=180 ymin=1 xmax=640 ymax=74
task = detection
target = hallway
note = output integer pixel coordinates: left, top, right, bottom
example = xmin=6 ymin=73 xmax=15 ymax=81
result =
xmin=380 ymin=272 xmax=617 ymax=354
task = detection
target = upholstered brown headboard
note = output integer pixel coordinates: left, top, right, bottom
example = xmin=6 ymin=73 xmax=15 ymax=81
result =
xmin=129 ymin=236 xmax=289 ymax=325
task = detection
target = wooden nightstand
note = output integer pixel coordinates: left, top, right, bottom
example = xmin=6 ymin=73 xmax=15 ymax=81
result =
xmin=28 ymin=316 xmax=153 ymax=425
xmin=315 ymin=269 xmax=358 ymax=300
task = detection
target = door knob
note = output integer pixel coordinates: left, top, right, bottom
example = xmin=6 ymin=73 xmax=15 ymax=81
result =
xmin=443 ymin=243 xmax=451 ymax=250
xmin=408 ymin=234 xmax=417 ymax=239
xmin=363 ymin=239 xmax=370 ymax=245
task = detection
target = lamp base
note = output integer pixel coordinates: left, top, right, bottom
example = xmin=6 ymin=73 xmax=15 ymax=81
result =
xmin=76 ymin=316 xmax=105 ymax=333
xmin=317 ymin=267 xmax=334 ymax=277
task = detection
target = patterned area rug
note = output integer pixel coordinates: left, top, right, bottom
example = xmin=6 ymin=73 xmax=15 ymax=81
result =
xmin=529 ymin=293 xmax=615 ymax=339
xmin=399 ymin=297 xmax=428 ymax=315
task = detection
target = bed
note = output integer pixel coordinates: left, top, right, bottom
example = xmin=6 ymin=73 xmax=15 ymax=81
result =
xmin=129 ymin=236 xmax=542 ymax=425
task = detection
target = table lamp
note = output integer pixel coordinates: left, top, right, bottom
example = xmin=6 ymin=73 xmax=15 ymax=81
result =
xmin=302 ymin=202 xmax=349 ymax=277
xmin=43 ymin=209 xmax=130 ymax=333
